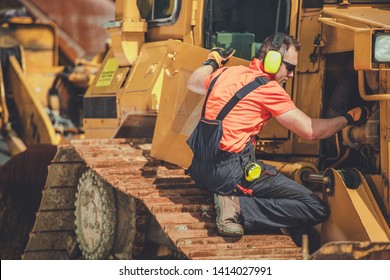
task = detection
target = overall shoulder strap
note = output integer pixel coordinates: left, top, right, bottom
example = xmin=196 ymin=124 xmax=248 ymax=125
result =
xmin=200 ymin=69 xmax=227 ymax=118
xmin=216 ymin=76 xmax=269 ymax=121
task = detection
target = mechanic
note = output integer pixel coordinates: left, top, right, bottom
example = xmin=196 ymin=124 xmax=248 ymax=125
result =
xmin=186 ymin=33 xmax=368 ymax=237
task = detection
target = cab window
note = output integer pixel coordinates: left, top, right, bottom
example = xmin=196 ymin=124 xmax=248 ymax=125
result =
xmin=204 ymin=0 xmax=291 ymax=60
xmin=137 ymin=0 xmax=179 ymax=24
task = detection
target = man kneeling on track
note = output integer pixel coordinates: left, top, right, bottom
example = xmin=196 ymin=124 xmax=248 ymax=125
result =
xmin=186 ymin=33 xmax=368 ymax=237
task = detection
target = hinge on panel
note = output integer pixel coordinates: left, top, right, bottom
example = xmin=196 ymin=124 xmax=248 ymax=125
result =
xmin=309 ymin=33 xmax=324 ymax=63
xmin=338 ymin=0 xmax=350 ymax=8
xmin=191 ymin=0 xmax=198 ymax=26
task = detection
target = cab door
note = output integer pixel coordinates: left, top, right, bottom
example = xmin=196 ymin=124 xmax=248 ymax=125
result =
xmin=151 ymin=39 xmax=247 ymax=168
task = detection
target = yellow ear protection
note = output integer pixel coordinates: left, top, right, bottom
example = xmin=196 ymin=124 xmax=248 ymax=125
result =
xmin=244 ymin=162 xmax=262 ymax=182
xmin=263 ymin=32 xmax=285 ymax=75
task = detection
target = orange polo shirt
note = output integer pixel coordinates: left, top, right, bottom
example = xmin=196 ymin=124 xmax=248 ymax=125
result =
xmin=204 ymin=58 xmax=296 ymax=153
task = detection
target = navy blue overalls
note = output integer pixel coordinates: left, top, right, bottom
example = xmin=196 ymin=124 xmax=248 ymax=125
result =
xmin=187 ymin=70 xmax=328 ymax=231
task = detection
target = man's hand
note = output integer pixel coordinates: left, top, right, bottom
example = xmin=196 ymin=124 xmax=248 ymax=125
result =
xmin=208 ymin=47 xmax=236 ymax=67
xmin=344 ymin=106 xmax=369 ymax=126
xmin=203 ymin=47 xmax=236 ymax=71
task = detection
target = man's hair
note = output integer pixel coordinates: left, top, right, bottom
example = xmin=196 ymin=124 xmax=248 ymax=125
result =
xmin=257 ymin=33 xmax=301 ymax=60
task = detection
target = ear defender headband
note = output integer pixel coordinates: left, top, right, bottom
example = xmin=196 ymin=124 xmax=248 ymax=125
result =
xmin=263 ymin=32 xmax=285 ymax=74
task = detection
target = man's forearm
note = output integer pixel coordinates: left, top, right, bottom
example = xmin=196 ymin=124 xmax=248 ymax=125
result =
xmin=275 ymin=108 xmax=349 ymax=140
xmin=311 ymin=116 xmax=348 ymax=139
xmin=187 ymin=65 xmax=214 ymax=95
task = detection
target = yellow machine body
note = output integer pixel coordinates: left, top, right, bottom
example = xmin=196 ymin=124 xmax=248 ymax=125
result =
xmin=2 ymin=0 xmax=390 ymax=260
xmin=0 ymin=18 xmax=62 ymax=155
xmin=0 ymin=7 xmax=108 ymax=156
xmin=82 ymin=0 xmax=390 ymax=253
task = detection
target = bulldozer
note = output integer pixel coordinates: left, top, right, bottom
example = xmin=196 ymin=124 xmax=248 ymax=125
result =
xmin=0 ymin=0 xmax=112 ymax=259
xmin=2 ymin=0 xmax=390 ymax=260
xmin=0 ymin=0 xmax=114 ymax=157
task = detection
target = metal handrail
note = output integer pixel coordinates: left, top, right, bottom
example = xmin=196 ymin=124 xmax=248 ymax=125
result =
xmin=358 ymin=71 xmax=390 ymax=101
xmin=318 ymin=17 xmax=370 ymax=32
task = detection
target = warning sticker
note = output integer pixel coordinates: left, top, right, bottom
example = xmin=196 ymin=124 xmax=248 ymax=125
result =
xmin=96 ymin=58 xmax=119 ymax=87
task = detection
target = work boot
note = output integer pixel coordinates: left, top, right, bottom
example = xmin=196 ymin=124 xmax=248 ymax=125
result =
xmin=214 ymin=194 xmax=244 ymax=237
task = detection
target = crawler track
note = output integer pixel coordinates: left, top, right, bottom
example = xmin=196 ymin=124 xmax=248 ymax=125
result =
xmin=23 ymin=139 xmax=302 ymax=260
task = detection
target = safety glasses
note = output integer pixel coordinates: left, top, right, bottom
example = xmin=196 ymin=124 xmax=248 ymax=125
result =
xmin=282 ymin=60 xmax=296 ymax=73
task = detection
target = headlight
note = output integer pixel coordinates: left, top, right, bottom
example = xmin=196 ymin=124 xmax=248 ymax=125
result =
xmin=373 ymin=32 xmax=390 ymax=63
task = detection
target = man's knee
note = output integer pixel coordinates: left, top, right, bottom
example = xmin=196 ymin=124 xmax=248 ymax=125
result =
xmin=309 ymin=193 xmax=329 ymax=223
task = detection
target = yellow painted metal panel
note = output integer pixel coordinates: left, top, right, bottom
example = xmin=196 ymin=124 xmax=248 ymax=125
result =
xmin=322 ymin=169 xmax=390 ymax=244
xmin=0 ymin=61 xmax=9 ymax=126
xmin=322 ymin=7 xmax=390 ymax=29
xmin=84 ymin=118 xmax=120 ymax=139
xmin=354 ymin=29 xmax=372 ymax=70
xmin=9 ymin=20 xmax=58 ymax=67
xmin=150 ymin=40 xmax=247 ymax=168
xmin=8 ymin=56 xmax=59 ymax=145
xmin=25 ymin=66 xmax=64 ymax=108
xmin=86 ymin=49 xmax=128 ymax=96
xmin=118 ymin=41 xmax=168 ymax=114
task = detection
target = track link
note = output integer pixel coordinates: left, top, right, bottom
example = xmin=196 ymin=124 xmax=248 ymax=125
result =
xmin=24 ymin=139 xmax=302 ymax=260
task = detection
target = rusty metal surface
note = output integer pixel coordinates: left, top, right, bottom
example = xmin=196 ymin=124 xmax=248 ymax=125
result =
xmin=24 ymin=139 xmax=302 ymax=259
xmin=19 ymin=0 xmax=114 ymax=61
xmin=72 ymin=139 xmax=302 ymax=260
xmin=309 ymin=241 xmax=390 ymax=260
